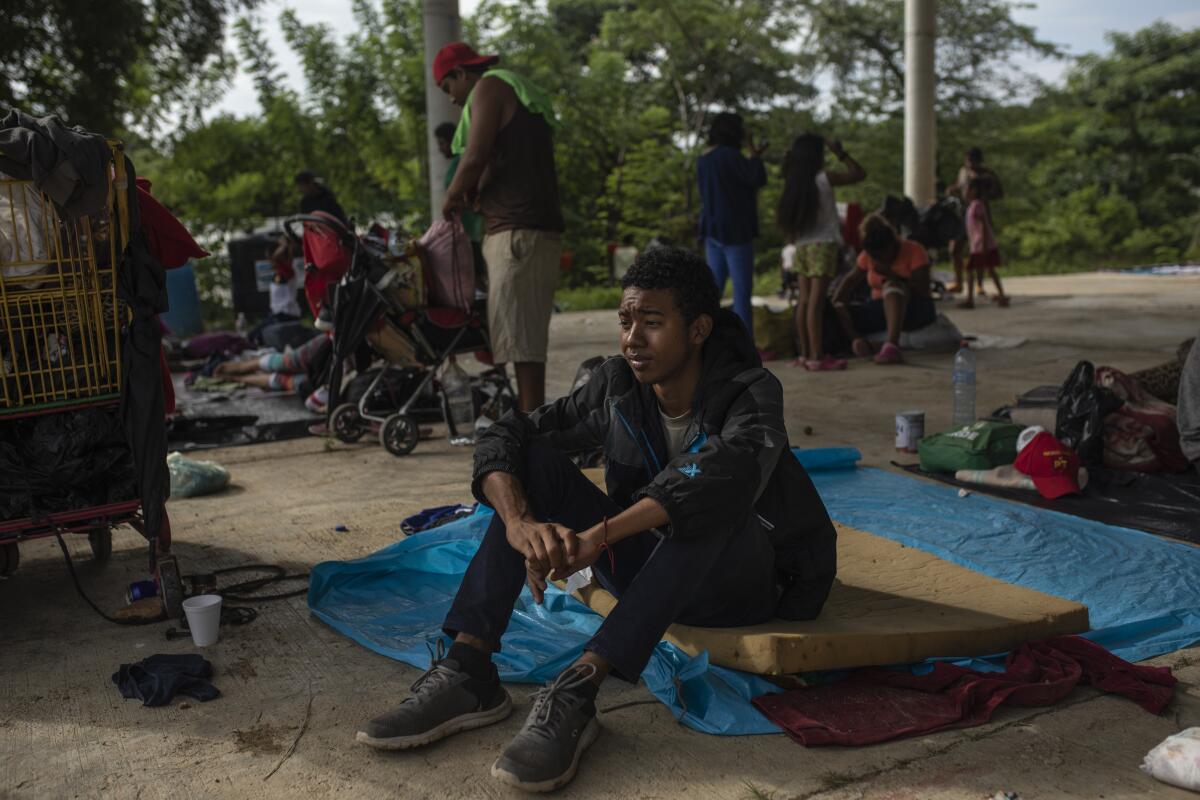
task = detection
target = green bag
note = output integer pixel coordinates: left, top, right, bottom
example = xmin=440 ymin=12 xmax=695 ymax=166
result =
xmin=918 ymin=421 xmax=1023 ymax=473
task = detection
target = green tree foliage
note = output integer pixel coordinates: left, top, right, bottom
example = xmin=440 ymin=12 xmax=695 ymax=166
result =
xmin=1004 ymin=23 xmax=1200 ymax=266
xmin=138 ymin=1 xmax=1196 ymax=291
xmin=798 ymin=0 xmax=1061 ymax=116
xmin=0 ymin=0 xmax=259 ymax=135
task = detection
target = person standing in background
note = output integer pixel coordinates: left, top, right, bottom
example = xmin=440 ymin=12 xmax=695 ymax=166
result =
xmin=294 ymin=170 xmax=349 ymax=227
xmin=611 ymin=234 xmax=639 ymax=283
xmin=946 ymin=147 xmax=1003 ymax=294
xmin=436 ymin=122 xmax=487 ymax=291
xmin=436 ymin=42 xmax=565 ymax=413
xmin=696 ymin=112 xmax=767 ymax=332
xmin=776 ymin=134 xmax=866 ymax=371
xmin=961 ymin=177 xmax=1009 ymax=308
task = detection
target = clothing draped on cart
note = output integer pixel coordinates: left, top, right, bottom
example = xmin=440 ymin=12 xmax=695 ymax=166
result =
xmin=0 ymin=110 xmax=111 ymax=219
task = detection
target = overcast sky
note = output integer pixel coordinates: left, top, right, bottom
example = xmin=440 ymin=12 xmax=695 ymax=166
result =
xmin=209 ymin=0 xmax=1200 ymax=119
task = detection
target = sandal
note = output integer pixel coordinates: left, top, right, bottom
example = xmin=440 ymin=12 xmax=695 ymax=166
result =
xmin=805 ymin=356 xmax=848 ymax=371
xmin=956 ymin=299 xmax=975 ymax=310
xmin=993 ymin=295 xmax=1011 ymax=308
xmin=873 ymin=342 xmax=904 ymax=365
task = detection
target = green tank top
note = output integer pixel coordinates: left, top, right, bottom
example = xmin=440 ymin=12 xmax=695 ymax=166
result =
xmin=450 ymin=69 xmax=560 ymax=155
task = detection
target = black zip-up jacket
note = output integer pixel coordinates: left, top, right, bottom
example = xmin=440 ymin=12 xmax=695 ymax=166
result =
xmin=472 ymin=310 xmax=837 ymax=620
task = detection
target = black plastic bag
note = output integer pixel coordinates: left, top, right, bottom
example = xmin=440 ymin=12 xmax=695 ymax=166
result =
xmin=1056 ymin=361 xmax=1123 ymax=466
xmin=0 ymin=406 xmax=137 ymax=520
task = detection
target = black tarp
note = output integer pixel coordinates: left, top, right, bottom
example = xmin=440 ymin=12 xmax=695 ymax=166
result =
xmin=898 ymin=463 xmax=1200 ymax=545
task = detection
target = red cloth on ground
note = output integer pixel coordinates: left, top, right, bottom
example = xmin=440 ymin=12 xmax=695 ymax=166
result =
xmin=752 ymin=635 xmax=1175 ymax=747
xmin=135 ymin=178 xmax=209 ymax=269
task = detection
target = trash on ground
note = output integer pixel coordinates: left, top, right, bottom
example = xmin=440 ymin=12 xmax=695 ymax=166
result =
xmin=167 ymin=451 xmax=230 ymax=498
xmin=1142 ymin=727 xmax=1200 ymax=792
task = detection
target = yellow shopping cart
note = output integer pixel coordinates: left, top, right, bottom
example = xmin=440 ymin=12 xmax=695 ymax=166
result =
xmin=0 ymin=140 xmax=155 ymax=574
xmin=0 ymin=140 xmax=130 ymax=416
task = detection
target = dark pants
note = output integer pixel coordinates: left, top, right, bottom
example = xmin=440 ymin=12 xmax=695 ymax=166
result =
xmin=443 ymin=441 xmax=778 ymax=681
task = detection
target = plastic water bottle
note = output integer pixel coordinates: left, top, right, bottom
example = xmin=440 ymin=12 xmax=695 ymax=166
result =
xmin=952 ymin=340 xmax=977 ymax=427
xmin=442 ymin=356 xmax=475 ymax=444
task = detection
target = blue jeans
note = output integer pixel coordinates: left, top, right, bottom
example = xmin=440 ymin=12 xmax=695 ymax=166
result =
xmin=443 ymin=441 xmax=777 ymax=682
xmin=705 ymin=239 xmax=755 ymax=332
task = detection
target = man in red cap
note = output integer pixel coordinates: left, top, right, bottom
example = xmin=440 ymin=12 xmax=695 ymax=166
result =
xmin=433 ymin=41 xmax=565 ymax=413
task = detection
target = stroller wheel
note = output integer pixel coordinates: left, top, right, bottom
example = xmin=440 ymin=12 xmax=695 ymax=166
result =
xmin=331 ymin=403 xmax=367 ymax=443
xmin=381 ymin=414 xmax=420 ymax=456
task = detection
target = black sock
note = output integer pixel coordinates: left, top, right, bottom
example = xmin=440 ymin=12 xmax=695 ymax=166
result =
xmin=447 ymin=640 xmax=494 ymax=681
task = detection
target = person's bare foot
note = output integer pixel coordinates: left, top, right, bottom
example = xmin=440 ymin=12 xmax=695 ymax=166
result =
xmin=213 ymin=359 xmax=258 ymax=377
xmin=957 ymin=299 xmax=975 ymax=310
xmin=993 ymin=295 xmax=1011 ymax=308
xmin=946 ymin=283 xmax=962 ymax=294
xmin=851 ymin=338 xmax=874 ymax=358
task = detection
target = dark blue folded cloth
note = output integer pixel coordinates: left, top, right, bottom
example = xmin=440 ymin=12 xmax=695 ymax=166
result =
xmin=112 ymin=654 xmax=220 ymax=707
xmin=400 ymin=503 xmax=476 ymax=535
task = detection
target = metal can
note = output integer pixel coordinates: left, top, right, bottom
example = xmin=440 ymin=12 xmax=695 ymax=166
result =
xmin=895 ymin=410 xmax=926 ymax=453
xmin=126 ymin=579 xmax=159 ymax=604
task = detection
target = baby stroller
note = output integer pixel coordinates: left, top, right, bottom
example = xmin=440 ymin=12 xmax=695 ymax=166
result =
xmin=282 ymin=213 xmax=514 ymax=456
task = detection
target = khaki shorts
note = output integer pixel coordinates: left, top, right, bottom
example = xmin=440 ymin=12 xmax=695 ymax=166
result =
xmin=795 ymin=241 xmax=840 ymax=279
xmin=482 ymin=229 xmax=562 ymax=364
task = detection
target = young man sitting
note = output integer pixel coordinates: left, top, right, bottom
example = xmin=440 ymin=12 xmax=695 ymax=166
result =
xmin=357 ymin=247 xmax=837 ymax=792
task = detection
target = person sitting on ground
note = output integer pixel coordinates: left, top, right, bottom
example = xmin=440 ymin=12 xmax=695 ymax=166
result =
xmin=294 ymin=170 xmax=349 ymax=227
xmin=832 ymin=214 xmax=933 ymax=366
xmin=356 ymin=246 xmax=838 ymax=792
xmin=247 ymin=235 xmax=305 ymax=348
xmin=214 ymin=332 xmax=331 ymax=410
xmin=960 ymin=177 xmax=1009 ymax=309
xmin=776 ymin=133 xmax=866 ymax=371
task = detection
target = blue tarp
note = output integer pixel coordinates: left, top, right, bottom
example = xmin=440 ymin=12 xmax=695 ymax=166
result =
xmin=308 ymin=448 xmax=1200 ymax=736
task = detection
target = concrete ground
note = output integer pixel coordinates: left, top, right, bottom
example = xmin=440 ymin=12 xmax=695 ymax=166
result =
xmin=3 ymin=272 xmax=1200 ymax=799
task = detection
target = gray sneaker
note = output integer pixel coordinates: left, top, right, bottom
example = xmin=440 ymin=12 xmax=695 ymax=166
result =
xmin=490 ymin=664 xmax=601 ymax=792
xmin=356 ymin=648 xmax=512 ymax=750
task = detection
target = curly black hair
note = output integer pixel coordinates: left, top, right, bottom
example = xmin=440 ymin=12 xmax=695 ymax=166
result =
xmin=621 ymin=246 xmax=720 ymax=324
xmin=434 ymin=122 xmax=457 ymax=142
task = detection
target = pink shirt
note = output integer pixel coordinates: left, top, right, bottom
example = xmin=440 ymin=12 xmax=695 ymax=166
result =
xmin=966 ymin=199 xmax=996 ymax=255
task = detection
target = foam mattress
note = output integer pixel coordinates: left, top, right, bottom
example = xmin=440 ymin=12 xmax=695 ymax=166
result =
xmin=572 ymin=470 xmax=1090 ymax=674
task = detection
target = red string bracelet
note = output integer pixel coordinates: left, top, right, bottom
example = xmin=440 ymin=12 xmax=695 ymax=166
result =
xmin=598 ymin=516 xmax=616 ymax=574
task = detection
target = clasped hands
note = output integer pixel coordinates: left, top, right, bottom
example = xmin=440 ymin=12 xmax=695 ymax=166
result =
xmin=505 ymin=518 xmax=604 ymax=605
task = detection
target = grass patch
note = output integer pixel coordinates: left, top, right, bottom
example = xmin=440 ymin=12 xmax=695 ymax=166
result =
xmin=555 ymin=284 xmax=623 ymax=312
xmin=742 ymin=780 xmax=780 ymax=800
xmin=817 ymin=770 xmax=859 ymax=791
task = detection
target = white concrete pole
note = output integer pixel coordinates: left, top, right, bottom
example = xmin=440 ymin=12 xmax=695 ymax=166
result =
xmin=423 ymin=0 xmax=462 ymax=221
xmin=904 ymin=0 xmax=936 ymax=207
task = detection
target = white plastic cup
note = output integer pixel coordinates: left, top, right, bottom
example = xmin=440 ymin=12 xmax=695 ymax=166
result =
xmin=182 ymin=594 xmax=223 ymax=647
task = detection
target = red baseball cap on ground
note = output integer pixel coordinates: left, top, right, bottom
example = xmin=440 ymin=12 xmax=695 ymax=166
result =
xmin=1014 ymin=431 xmax=1082 ymax=500
xmin=433 ymin=42 xmax=499 ymax=84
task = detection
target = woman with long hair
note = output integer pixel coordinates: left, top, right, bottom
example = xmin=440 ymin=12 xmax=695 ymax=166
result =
xmin=776 ymin=134 xmax=865 ymax=370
